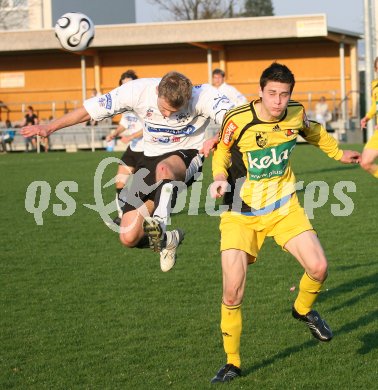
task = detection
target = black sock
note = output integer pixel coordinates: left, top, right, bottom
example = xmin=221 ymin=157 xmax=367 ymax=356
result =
xmin=116 ymin=188 xmax=123 ymax=213
xmin=135 ymin=235 xmax=150 ymax=249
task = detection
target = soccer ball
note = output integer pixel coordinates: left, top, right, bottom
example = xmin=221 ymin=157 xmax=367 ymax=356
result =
xmin=55 ymin=12 xmax=95 ymax=52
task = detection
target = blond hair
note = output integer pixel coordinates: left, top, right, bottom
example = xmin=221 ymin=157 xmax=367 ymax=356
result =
xmin=158 ymin=71 xmax=193 ymax=109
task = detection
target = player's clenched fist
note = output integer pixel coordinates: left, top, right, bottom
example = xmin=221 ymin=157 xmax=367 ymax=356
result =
xmin=210 ymin=174 xmax=229 ymax=199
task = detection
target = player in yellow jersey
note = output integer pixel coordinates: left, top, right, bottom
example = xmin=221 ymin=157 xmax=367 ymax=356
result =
xmin=209 ymin=62 xmax=360 ymax=384
xmin=360 ymin=57 xmax=378 ymax=178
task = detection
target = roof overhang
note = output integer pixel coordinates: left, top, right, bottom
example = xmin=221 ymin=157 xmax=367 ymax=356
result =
xmin=0 ymin=14 xmax=361 ymax=54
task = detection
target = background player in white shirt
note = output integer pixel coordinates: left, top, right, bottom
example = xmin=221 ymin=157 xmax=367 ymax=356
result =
xmin=21 ymin=71 xmax=234 ymax=272
xmin=105 ymin=70 xmax=144 ymax=225
xmin=212 ymin=68 xmax=248 ymax=107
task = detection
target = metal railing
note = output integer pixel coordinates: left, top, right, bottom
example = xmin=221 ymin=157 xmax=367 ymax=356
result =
xmin=0 ymin=100 xmax=83 ymax=124
xmin=1 ymin=124 xmax=118 ymax=153
xmin=1 ymin=89 xmax=364 ymax=152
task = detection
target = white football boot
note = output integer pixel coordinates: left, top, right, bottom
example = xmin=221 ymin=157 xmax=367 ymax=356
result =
xmin=160 ymin=229 xmax=185 ymax=272
xmin=143 ymin=217 xmax=185 ymax=271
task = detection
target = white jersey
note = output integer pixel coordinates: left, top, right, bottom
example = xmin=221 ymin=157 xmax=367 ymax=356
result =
xmin=119 ymin=111 xmax=144 ymax=152
xmin=84 ymin=78 xmax=234 ymax=157
xmin=217 ymin=82 xmax=248 ymax=107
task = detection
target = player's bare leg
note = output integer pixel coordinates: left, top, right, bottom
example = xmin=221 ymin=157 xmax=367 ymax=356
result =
xmin=211 ymin=249 xmax=251 ymax=383
xmin=360 ymin=148 xmax=378 ymax=178
xmin=155 ymin=154 xmax=186 ymax=181
xmin=284 ymin=231 xmax=333 ymax=341
xmin=119 ymin=200 xmax=154 ymax=248
xmin=143 ymin=154 xmax=186 ymax=270
xmin=114 ymin=164 xmax=135 ymax=221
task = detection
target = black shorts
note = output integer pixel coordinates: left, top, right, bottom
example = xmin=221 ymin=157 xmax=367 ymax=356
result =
xmin=120 ymin=146 xmax=143 ymax=168
xmin=122 ymin=149 xmax=203 ymax=213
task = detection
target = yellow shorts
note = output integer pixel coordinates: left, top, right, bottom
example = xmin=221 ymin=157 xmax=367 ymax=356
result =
xmin=365 ymin=129 xmax=378 ymax=150
xmin=219 ymin=193 xmax=314 ymax=261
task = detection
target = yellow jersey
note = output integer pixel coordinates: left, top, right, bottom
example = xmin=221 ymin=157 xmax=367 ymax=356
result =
xmin=212 ymin=99 xmax=343 ymax=212
xmin=365 ymin=79 xmax=378 ymax=121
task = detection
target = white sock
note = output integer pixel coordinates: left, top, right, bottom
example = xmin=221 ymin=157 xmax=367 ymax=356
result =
xmin=153 ymin=182 xmax=174 ymax=233
xmin=115 ymin=193 xmax=123 ymax=218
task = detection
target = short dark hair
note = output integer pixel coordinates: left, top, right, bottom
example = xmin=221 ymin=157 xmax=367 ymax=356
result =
xmin=212 ymin=68 xmax=225 ymax=77
xmin=119 ymin=69 xmax=138 ymax=85
xmin=260 ymin=62 xmax=295 ymax=93
xmin=158 ymin=71 xmax=193 ymax=109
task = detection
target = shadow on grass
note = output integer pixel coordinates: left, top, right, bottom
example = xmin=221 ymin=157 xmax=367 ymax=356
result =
xmin=333 ymin=262 xmax=378 ymax=272
xmin=329 ymin=286 xmax=378 ymax=312
xmin=324 ymin=272 xmax=378 ymax=355
xmin=336 ymin=309 xmax=378 ymax=354
xmin=358 ymin=331 xmax=378 ymax=354
xmin=321 ymin=272 xmax=378 ymax=310
xmin=243 ymin=339 xmax=318 ymax=376
xmin=244 ymin=308 xmax=378 ymax=377
xmin=243 ymin=274 xmax=378 ymax=376
xmin=296 ymin=164 xmax=360 ymax=176
xmin=335 ymin=308 xmax=378 ymax=333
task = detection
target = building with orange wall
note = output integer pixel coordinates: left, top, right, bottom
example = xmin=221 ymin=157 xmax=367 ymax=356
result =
xmin=0 ymin=14 xmax=361 ymax=128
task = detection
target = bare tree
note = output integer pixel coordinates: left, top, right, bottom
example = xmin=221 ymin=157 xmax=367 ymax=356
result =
xmin=242 ymin=0 xmax=274 ymax=17
xmin=0 ymin=0 xmax=30 ymax=30
xmin=0 ymin=0 xmax=13 ymax=29
xmin=148 ymin=0 xmax=242 ymax=21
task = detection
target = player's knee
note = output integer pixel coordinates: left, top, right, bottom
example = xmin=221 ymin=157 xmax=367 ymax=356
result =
xmin=309 ymin=261 xmax=328 ymax=282
xmin=115 ymin=174 xmax=128 ymax=187
xmin=223 ymin=286 xmax=243 ymax=306
xmin=360 ymin=159 xmax=372 ymax=172
xmin=119 ymin=232 xmax=139 ymax=248
xmin=156 ymin=161 xmax=174 ymax=179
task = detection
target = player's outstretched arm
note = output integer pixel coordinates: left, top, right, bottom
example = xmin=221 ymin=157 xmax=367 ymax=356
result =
xmin=339 ymin=150 xmax=361 ymax=164
xmin=21 ymin=107 xmax=91 ymax=138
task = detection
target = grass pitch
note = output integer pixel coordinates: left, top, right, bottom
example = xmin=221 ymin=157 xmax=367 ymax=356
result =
xmin=0 ymin=144 xmax=377 ymax=389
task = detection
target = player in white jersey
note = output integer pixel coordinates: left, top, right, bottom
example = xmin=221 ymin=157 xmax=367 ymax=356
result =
xmin=212 ymin=68 xmax=248 ymax=107
xmin=21 ymin=71 xmax=234 ymax=272
xmin=106 ymin=70 xmax=144 ymax=224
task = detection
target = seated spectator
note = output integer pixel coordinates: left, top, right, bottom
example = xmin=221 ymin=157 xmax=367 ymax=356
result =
xmin=22 ymin=106 xmax=39 ymax=151
xmin=315 ymin=96 xmax=331 ymax=129
xmin=1 ymin=119 xmax=15 ymax=153
xmin=40 ymin=116 xmax=54 ymax=152
xmin=0 ymin=100 xmax=10 ymax=122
